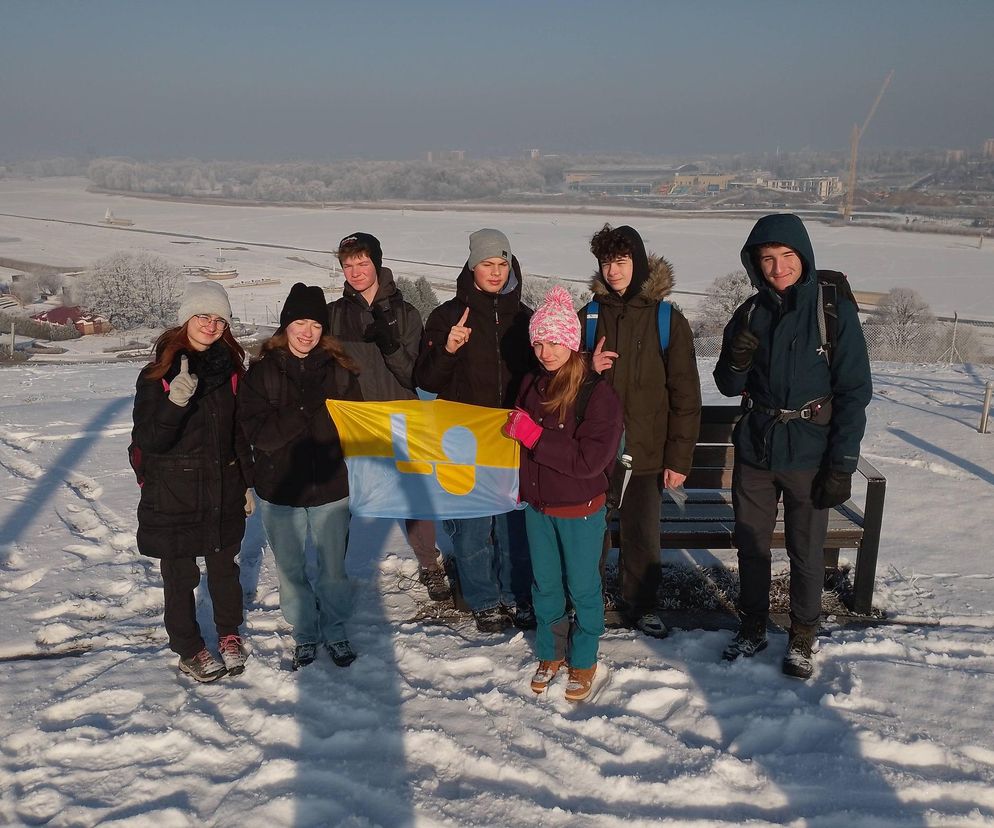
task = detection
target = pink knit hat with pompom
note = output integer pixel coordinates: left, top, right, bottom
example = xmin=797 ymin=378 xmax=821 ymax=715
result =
xmin=529 ymin=285 xmax=581 ymax=352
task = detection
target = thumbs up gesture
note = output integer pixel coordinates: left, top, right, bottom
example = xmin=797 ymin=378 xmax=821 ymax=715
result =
xmin=168 ymin=355 xmax=199 ymax=407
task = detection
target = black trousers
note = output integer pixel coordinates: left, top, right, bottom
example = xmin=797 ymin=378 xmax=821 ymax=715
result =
xmin=160 ymin=545 xmax=243 ymax=659
xmin=732 ymin=463 xmax=829 ymax=628
xmin=616 ymin=472 xmax=663 ymax=618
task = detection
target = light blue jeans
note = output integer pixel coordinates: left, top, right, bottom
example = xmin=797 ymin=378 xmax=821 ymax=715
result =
xmin=442 ymin=510 xmax=531 ymax=613
xmin=257 ymin=496 xmax=352 ymax=644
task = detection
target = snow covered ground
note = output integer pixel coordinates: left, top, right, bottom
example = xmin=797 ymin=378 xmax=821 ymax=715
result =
xmin=1 ymin=360 xmax=993 ymax=827
xmin=2 ymin=180 xmax=994 ymax=826
xmin=1 ymin=177 xmax=993 ymax=322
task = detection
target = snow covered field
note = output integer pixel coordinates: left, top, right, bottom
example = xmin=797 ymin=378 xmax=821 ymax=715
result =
xmin=2 ymin=180 xmax=994 ymax=826
xmin=1 ymin=177 xmax=993 ymax=322
xmin=1 ymin=360 xmax=993 ymax=827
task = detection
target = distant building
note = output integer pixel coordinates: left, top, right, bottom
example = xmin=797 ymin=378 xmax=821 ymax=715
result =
xmin=670 ymin=173 xmax=735 ymax=194
xmin=426 ymin=150 xmax=466 ymax=163
xmin=565 ymin=164 xmax=680 ymax=196
xmin=31 ymin=306 xmax=112 ymax=335
xmin=749 ymin=176 xmax=841 ymax=200
xmin=528 ymin=149 xmax=541 ymax=160
xmin=984 ymin=139 xmax=994 ymax=159
xmin=946 ymin=149 xmax=966 ymax=163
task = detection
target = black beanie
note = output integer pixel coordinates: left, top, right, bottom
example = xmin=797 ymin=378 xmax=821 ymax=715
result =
xmin=280 ymin=283 xmax=329 ymax=332
xmin=338 ymin=231 xmax=383 ymax=275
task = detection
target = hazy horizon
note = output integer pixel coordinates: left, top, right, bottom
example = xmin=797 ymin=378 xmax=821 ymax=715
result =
xmin=3 ymin=0 xmax=993 ymax=163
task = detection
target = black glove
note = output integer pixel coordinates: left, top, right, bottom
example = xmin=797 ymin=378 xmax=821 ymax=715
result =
xmin=812 ymin=468 xmax=852 ymax=509
xmin=730 ymin=329 xmax=760 ymax=371
xmin=362 ymin=304 xmax=400 ymax=355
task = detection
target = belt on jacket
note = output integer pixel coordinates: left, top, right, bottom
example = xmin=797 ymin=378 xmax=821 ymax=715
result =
xmin=742 ymin=394 xmax=831 ymax=424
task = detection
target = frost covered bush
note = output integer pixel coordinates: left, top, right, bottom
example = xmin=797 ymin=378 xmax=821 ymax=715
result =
xmin=0 ymin=311 xmax=81 ymax=341
xmin=395 ymin=276 xmax=440 ymax=323
xmin=693 ymin=269 xmax=755 ymax=337
xmin=80 ymin=251 xmax=183 ymax=330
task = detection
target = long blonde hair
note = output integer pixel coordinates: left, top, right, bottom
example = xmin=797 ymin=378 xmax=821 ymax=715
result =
xmin=541 ymin=350 xmax=589 ymax=423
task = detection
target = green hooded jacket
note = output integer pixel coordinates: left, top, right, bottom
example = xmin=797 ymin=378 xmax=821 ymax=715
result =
xmin=713 ymin=213 xmax=872 ymax=473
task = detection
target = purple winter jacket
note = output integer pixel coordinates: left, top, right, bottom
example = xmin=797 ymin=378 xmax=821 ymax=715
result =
xmin=516 ymin=370 xmax=624 ymax=511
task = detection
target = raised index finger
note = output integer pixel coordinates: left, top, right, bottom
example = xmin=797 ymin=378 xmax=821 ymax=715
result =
xmin=594 ymin=336 xmax=606 ymax=355
xmin=457 ymin=307 xmax=470 ymax=327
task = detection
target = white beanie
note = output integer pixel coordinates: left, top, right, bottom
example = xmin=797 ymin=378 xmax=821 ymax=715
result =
xmin=177 ymin=281 xmax=232 ymax=327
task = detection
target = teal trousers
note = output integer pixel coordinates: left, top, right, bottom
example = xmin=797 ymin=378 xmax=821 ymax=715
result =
xmin=525 ymin=505 xmax=606 ymax=670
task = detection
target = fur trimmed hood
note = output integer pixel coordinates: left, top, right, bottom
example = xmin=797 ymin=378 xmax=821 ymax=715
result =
xmin=590 ymin=253 xmax=674 ymax=303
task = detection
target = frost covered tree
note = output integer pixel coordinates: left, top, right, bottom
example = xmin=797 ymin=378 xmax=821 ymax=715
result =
xmin=694 ymin=269 xmax=755 ymax=337
xmin=867 ymin=287 xmax=937 ymax=361
xmin=80 ymin=251 xmax=184 ymax=330
xmin=10 ymin=275 xmax=40 ymax=305
xmin=396 ymin=276 xmax=440 ymax=323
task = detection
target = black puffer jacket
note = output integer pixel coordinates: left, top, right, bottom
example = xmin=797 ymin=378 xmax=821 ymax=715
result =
xmin=238 ymin=346 xmax=362 ymax=507
xmin=581 ymin=229 xmax=701 ymax=475
xmin=327 ymin=266 xmax=421 ymax=402
xmin=415 ymin=256 xmax=534 ymax=408
xmin=132 ymin=343 xmax=252 ymax=560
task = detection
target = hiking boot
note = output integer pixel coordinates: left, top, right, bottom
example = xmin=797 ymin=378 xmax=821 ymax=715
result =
xmin=530 ymin=659 xmax=565 ymax=694
xmin=564 ymin=665 xmax=598 ymax=702
xmin=504 ymin=603 xmax=537 ymax=630
xmin=218 ymin=634 xmax=248 ymax=676
xmin=635 ymin=613 xmax=668 ymax=639
xmin=325 ymin=639 xmax=357 ymax=667
xmin=178 ymin=648 xmax=227 ymax=683
xmin=292 ymin=643 xmax=318 ymax=671
xmin=722 ymin=617 xmax=769 ymax=662
xmin=418 ymin=565 xmax=452 ymax=603
xmin=473 ymin=606 xmax=512 ymax=634
xmin=782 ymin=625 xmax=817 ymax=679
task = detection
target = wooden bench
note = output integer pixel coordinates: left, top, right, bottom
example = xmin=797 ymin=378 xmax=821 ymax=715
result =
xmin=610 ymin=405 xmax=887 ymax=615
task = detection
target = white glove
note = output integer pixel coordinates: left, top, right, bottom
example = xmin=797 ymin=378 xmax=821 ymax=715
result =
xmin=168 ymin=355 xmax=199 ymax=407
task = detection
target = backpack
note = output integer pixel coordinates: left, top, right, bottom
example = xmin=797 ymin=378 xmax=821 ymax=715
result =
xmin=582 ymin=299 xmax=671 ymax=355
xmin=742 ymin=270 xmax=858 ymax=366
xmin=128 ymin=373 xmax=239 ymax=487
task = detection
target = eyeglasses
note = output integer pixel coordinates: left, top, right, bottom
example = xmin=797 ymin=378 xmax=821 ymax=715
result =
xmin=193 ymin=314 xmax=229 ymax=330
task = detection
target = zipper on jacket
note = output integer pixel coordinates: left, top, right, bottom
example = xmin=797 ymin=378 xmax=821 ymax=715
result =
xmin=493 ymin=296 xmax=503 ymax=407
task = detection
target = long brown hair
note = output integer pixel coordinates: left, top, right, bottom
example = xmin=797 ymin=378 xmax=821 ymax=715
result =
xmin=254 ymin=329 xmax=359 ymax=374
xmin=146 ymin=326 xmax=246 ymax=381
xmin=541 ymin=350 xmax=589 ymax=423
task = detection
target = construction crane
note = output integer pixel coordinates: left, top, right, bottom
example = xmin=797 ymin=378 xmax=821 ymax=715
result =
xmin=841 ymin=70 xmax=894 ymax=222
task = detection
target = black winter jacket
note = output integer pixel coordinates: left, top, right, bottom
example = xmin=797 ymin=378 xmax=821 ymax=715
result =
xmin=327 ymin=266 xmax=421 ymax=402
xmin=713 ymin=213 xmax=872 ymax=473
xmin=415 ymin=257 xmax=534 ymax=408
xmin=132 ymin=344 xmax=252 ymax=560
xmin=238 ymin=347 xmax=362 ymax=507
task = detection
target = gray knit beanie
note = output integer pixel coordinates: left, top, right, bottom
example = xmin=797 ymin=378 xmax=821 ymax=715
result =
xmin=468 ymin=229 xmax=512 ymax=270
xmin=176 ymin=281 xmax=233 ymax=327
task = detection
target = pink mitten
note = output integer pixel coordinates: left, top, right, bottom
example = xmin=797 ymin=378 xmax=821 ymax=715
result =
xmin=504 ymin=409 xmax=542 ymax=449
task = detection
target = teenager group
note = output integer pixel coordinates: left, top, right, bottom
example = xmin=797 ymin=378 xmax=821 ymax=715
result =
xmin=131 ymin=213 xmax=871 ymax=697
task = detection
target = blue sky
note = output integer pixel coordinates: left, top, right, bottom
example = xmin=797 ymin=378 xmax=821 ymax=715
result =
xmin=2 ymin=0 xmax=992 ymax=160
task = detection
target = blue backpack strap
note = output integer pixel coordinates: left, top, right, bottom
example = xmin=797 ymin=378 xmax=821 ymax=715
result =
xmin=583 ymin=300 xmax=600 ymax=350
xmin=656 ymin=301 xmax=671 ymax=352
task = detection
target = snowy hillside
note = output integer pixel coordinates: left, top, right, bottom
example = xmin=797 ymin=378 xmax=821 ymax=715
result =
xmin=2 ymin=360 xmax=994 ymax=827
